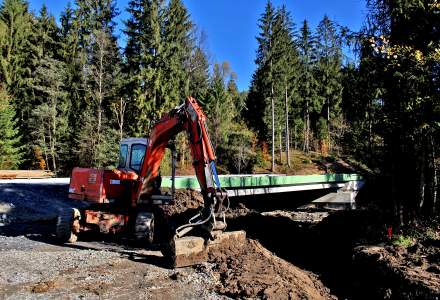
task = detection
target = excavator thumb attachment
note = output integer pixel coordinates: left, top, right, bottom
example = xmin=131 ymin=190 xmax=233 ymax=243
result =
xmin=170 ymin=230 xmax=246 ymax=268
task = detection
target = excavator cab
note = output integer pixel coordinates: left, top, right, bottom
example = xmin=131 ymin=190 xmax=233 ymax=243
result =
xmin=117 ymin=138 xmax=148 ymax=174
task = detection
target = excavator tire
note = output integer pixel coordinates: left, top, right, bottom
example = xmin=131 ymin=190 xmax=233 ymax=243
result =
xmin=56 ymin=208 xmax=81 ymax=243
xmin=135 ymin=212 xmax=154 ymax=244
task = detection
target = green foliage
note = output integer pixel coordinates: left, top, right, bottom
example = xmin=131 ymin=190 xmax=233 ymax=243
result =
xmin=205 ymin=62 xmax=237 ymax=149
xmin=245 ymin=1 xmax=301 ymax=170
xmin=316 ymin=117 xmax=328 ymax=140
xmin=392 ymin=235 xmax=415 ymax=248
xmin=357 ymin=0 xmax=440 ymax=221
xmin=30 ymin=57 xmax=69 ymax=173
xmin=0 ymin=85 xmax=22 ymax=168
xmin=188 ymin=45 xmax=209 ymax=101
xmin=217 ymin=124 xmax=257 ymax=174
xmin=76 ymin=109 xmax=118 ymax=168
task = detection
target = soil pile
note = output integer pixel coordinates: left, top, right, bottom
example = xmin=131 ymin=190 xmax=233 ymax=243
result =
xmin=208 ymin=238 xmax=335 ymax=299
xmin=354 ymin=242 xmax=440 ymax=299
xmin=161 ymin=189 xmax=204 ymax=217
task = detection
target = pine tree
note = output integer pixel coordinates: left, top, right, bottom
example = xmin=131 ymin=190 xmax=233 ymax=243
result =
xmin=28 ymin=6 xmax=70 ymax=173
xmin=0 ymin=0 xmax=38 ymax=166
xmin=0 ymin=0 xmax=33 ymax=88
xmin=188 ymin=46 xmax=209 ymax=101
xmin=272 ymin=5 xmax=298 ymax=166
xmin=34 ymin=4 xmax=59 ymax=60
xmin=315 ymin=15 xmax=343 ymax=154
xmin=134 ymin=0 xmax=165 ymax=135
xmin=71 ymin=0 xmax=121 ymax=167
xmin=0 ymin=85 xmax=22 ymax=169
xmin=163 ymin=0 xmax=192 ymax=105
xmin=245 ymin=0 xmax=277 ymax=170
xmin=297 ymin=20 xmax=319 ymax=153
xmin=122 ymin=0 xmax=143 ymax=133
xmin=29 ymin=58 xmax=69 ymax=173
xmin=205 ymin=62 xmax=235 ymax=150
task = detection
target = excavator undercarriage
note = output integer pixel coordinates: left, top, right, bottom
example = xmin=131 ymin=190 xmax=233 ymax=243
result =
xmin=57 ymin=97 xmax=245 ymax=267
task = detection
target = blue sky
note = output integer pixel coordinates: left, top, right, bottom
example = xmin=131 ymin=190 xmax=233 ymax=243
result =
xmin=27 ymin=0 xmax=367 ymax=91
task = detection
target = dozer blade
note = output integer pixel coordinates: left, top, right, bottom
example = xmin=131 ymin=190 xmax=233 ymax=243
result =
xmin=171 ymin=230 xmax=246 ymax=268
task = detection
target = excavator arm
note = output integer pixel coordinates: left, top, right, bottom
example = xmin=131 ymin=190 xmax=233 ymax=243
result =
xmin=133 ymin=97 xmax=228 ymax=238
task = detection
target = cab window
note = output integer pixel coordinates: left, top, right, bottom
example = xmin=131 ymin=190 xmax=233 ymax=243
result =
xmin=130 ymin=144 xmax=147 ymax=173
xmin=118 ymin=144 xmax=128 ymax=168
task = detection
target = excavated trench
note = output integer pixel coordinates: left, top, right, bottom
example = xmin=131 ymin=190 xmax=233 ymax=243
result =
xmin=223 ymin=193 xmax=439 ymax=300
xmin=163 ymin=188 xmax=440 ymax=299
xmin=164 ymin=189 xmax=385 ymax=299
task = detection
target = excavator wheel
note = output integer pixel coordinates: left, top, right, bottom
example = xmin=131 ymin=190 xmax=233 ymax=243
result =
xmin=56 ymin=208 xmax=81 ymax=243
xmin=135 ymin=212 xmax=154 ymax=244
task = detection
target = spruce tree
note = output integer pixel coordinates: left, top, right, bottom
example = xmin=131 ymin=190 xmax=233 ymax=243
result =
xmin=297 ymin=20 xmax=319 ymax=153
xmin=71 ymin=0 xmax=121 ymax=167
xmin=272 ymin=5 xmax=298 ymax=166
xmin=245 ymin=0 xmax=276 ymax=170
xmin=315 ymin=15 xmax=343 ymax=154
xmin=163 ymin=0 xmax=192 ymax=105
xmin=135 ymin=0 xmax=165 ymax=135
xmin=0 ymin=0 xmax=37 ymax=166
xmin=0 ymin=85 xmax=22 ymax=169
xmin=205 ymin=62 xmax=235 ymax=150
xmin=188 ymin=46 xmax=209 ymax=101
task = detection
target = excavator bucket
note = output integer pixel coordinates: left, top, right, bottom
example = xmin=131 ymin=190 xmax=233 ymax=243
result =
xmin=171 ymin=230 xmax=246 ymax=268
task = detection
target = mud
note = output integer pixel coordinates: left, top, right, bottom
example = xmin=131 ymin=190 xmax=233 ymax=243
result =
xmin=208 ymin=238 xmax=335 ymax=299
xmin=353 ymin=242 xmax=440 ymax=299
xmin=163 ymin=189 xmax=204 ymax=215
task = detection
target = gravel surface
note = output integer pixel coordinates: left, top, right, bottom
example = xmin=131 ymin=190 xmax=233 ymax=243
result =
xmin=0 ymin=235 xmax=225 ymax=299
xmin=0 ymin=182 xmax=226 ymax=299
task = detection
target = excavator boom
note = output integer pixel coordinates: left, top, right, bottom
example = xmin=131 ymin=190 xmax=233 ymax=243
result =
xmin=64 ymin=97 xmax=244 ymax=268
xmin=134 ymin=97 xmax=243 ymax=267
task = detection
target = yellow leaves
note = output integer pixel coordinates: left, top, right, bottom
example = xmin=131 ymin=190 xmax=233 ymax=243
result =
xmin=414 ymin=50 xmax=423 ymax=62
xmin=428 ymin=1 xmax=440 ymax=11
xmin=428 ymin=47 xmax=440 ymax=62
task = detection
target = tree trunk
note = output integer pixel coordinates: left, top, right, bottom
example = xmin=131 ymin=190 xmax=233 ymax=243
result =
xmin=96 ymin=37 xmax=104 ymax=166
xmin=327 ymin=98 xmax=331 ymax=153
xmin=285 ymin=83 xmax=290 ymax=167
xmin=279 ymin=125 xmax=282 ymax=163
xmin=421 ymin=131 xmax=437 ymax=216
xmin=303 ymin=99 xmax=310 ymax=153
xmin=51 ymin=101 xmax=57 ymax=174
xmin=271 ymin=82 xmax=275 ymax=172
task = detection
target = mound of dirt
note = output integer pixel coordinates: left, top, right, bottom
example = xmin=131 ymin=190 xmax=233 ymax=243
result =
xmin=354 ymin=243 xmax=440 ymax=299
xmin=161 ymin=189 xmax=204 ymax=217
xmin=208 ymin=238 xmax=335 ymax=299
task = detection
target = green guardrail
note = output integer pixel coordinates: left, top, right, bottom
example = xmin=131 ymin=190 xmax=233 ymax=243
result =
xmin=161 ymin=173 xmax=363 ymax=189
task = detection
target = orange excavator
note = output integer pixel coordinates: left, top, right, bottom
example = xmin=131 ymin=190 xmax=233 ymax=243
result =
xmin=57 ymin=97 xmax=245 ymax=267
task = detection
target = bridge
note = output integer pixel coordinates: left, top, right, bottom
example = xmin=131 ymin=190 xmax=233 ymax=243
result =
xmin=0 ymin=173 xmax=364 ymax=209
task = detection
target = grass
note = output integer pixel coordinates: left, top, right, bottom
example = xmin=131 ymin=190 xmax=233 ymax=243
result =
xmin=392 ymin=235 xmax=416 ymax=248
